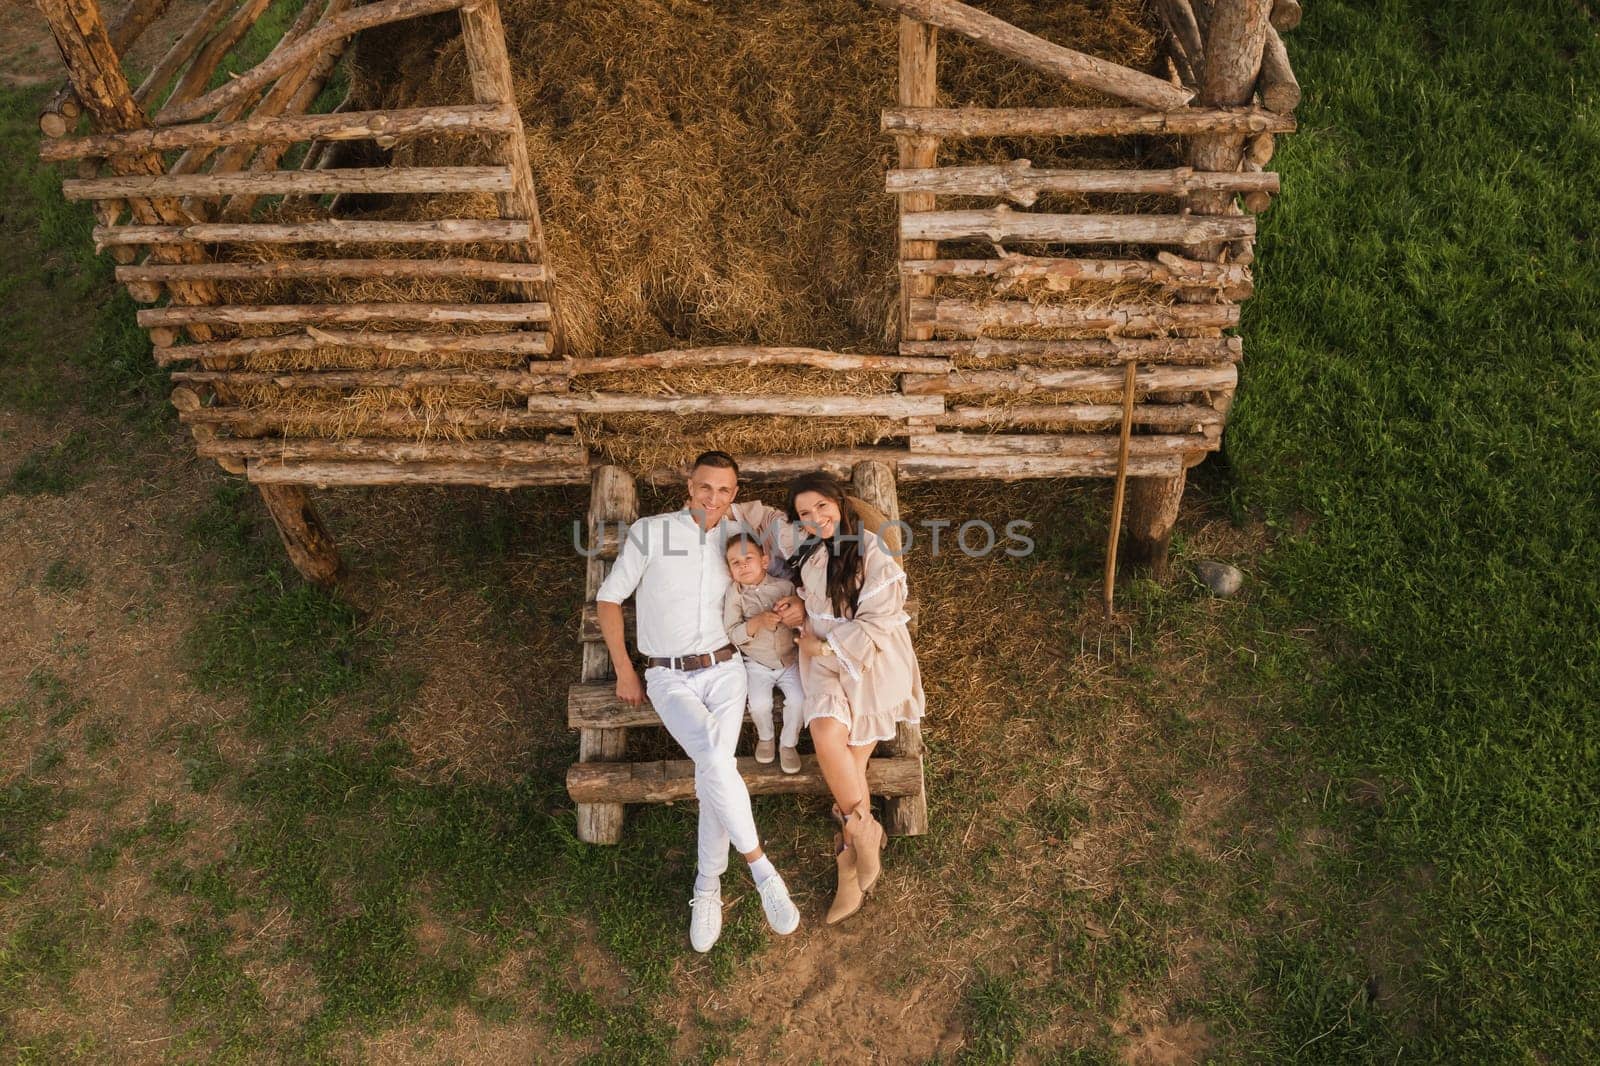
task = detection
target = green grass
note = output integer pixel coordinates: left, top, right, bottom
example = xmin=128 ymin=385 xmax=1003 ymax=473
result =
xmin=1222 ymin=0 xmax=1600 ymax=1057
xmin=3 ymin=0 xmax=1600 ymax=1058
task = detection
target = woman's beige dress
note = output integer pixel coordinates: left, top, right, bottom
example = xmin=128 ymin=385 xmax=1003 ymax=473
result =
xmin=798 ymin=527 xmax=925 ymax=747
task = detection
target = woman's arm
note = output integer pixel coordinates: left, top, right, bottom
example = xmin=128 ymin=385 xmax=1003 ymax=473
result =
xmin=820 ymin=541 xmax=909 ymax=675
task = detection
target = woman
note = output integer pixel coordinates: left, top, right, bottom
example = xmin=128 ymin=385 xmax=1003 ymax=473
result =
xmin=776 ymin=471 xmax=924 ymax=924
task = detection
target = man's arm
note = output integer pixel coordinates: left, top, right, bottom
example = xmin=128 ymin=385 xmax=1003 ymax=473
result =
xmin=596 ymin=601 xmax=643 ymax=706
xmin=595 ymin=519 xmax=649 ymax=706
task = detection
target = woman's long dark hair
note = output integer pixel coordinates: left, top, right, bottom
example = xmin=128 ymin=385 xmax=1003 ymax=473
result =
xmin=786 ymin=471 xmax=864 ymax=619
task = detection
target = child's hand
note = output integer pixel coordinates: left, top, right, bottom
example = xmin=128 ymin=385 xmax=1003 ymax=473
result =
xmin=749 ymin=610 xmax=779 ymax=634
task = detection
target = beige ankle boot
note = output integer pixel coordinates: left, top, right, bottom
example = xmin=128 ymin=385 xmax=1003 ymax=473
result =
xmin=826 ymin=832 xmax=864 ymax=924
xmin=844 ymin=801 xmax=885 ymax=893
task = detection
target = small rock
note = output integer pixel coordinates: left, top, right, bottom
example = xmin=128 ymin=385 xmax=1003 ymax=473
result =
xmin=1194 ymin=560 xmax=1243 ymax=597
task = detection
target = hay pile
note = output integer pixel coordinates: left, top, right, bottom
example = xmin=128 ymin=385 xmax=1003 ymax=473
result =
xmin=225 ymin=0 xmax=1168 ymax=463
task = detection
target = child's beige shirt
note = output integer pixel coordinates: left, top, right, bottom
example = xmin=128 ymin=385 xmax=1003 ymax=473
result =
xmin=723 ymin=575 xmax=799 ymax=670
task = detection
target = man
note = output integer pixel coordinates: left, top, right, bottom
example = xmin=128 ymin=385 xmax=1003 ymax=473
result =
xmin=593 ymin=450 xmax=800 ymax=952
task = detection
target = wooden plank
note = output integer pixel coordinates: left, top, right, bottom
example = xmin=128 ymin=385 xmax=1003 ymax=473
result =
xmin=886 ymin=161 xmax=1279 ymax=204
xmin=119 ymin=258 xmax=547 ymax=285
xmin=897 ymin=452 xmax=1184 ymax=480
xmin=901 ymin=207 xmax=1256 ymax=244
xmin=247 ymin=459 xmax=591 ymax=488
xmin=138 ymin=303 xmax=551 ymax=327
xmin=908 ymin=430 xmax=1219 ymax=456
xmin=928 ymin=402 xmax=1222 ymax=431
xmin=910 ymin=298 xmax=1240 ymax=335
xmin=170 ymin=368 xmax=566 ymax=391
xmin=865 ymin=0 xmax=1191 ymax=109
xmin=881 ymin=105 xmax=1295 ymax=138
xmin=94 ymin=219 xmax=533 ymax=249
xmin=527 ymin=393 xmax=944 ymax=418
xmin=566 ymin=755 xmax=925 ymax=804
xmin=154 ymin=329 xmax=550 ymax=365
xmin=901 ymin=364 xmax=1238 ymax=396
xmin=566 ymin=346 xmax=947 ymax=375
xmin=65 ymin=166 xmax=512 ymax=201
xmin=898 ymin=252 xmax=1251 ymax=296
xmin=900 ymin=336 xmax=1243 ymax=365
xmin=179 ymin=406 xmax=575 ymax=432
xmin=198 ymin=436 xmax=586 ymax=464
xmin=42 ymin=103 xmax=516 ymax=162
xmin=158 ymin=0 xmax=470 ymax=124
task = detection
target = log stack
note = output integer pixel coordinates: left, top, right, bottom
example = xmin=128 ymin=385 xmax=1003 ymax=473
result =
xmin=34 ymin=0 xmax=1298 ymax=590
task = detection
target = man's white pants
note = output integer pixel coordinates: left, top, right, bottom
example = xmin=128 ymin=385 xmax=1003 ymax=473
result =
xmin=644 ymin=657 xmax=759 ymax=878
xmin=745 ymin=659 xmax=804 ymax=748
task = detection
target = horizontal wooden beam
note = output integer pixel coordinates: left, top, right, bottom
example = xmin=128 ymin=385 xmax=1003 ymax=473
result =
xmin=926 ymin=402 xmax=1222 ymax=431
xmin=526 ymin=393 xmax=944 ymax=418
xmin=896 ymin=452 xmax=1184 ymax=480
xmin=40 ymin=103 xmax=514 ymax=162
xmin=886 ymin=162 xmax=1279 ymax=204
xmin=154 ymin=328 xmax=550 ymax=365
xmin=170 ymin=368 xmax=566 ymax=392
xmin=178 ymin=405 xmax=575 ymax=432
xmin=566 ymin=345 xmax=948 ymax=376
xmin=64 ymin=166 xmax=512 ymax=201
xmin=566 ymin=755 xmax=925 ymax=804
xmin=197 ymin=436 xmax=587 ymax=464
xmin=138 ymin=303 xmax=550 ymax=327
xmin=898 ymin=252 xmax=1251 ymax=296
xmin=94 ymin=219 xmax=532 ymax=250
xmin=901 ymin=207 xmax=1256 ymax=245
xmin=909 ymin=297 xmax=1240 ymax=335
xmin=866 ymin=0 xmax=1190 ymax=108
xmin=157 ymin=0 xmax=470 ymax=124
xmin=899 ymin=336 xmax=1241 ymax=366
xmin=119 ymin=258 xmax=547 ymax=285
xmin=901 ymin=363 xmax=1238 ymax=396
xmin=908 ymin=429 xmax=1219 ymax=457
xmin=247 ymin=459 xmax=591 ymax=488
xmin=637 ymin=450 xmax=908 ymax=483
xmin=881 ymin=105 xmax=1296 ymax=138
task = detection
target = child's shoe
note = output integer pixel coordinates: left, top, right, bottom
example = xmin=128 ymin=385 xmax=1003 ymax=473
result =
xmin=755 ymin=738 xmax=776 ymax=764
xmin=779 ymin=745 xmax=801 ymax=774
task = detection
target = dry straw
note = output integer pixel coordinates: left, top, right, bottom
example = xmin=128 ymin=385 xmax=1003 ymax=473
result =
xmin=214 ymin=0 xmax=1163 ymax=453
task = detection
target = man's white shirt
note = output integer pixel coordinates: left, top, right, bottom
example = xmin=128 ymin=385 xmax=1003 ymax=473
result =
xmin=595 ymin=506 xmax=757 ymax=658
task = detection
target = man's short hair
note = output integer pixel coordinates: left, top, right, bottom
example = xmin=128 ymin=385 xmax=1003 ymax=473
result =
xmin=690 ymin=450 xmax=739 ymax=478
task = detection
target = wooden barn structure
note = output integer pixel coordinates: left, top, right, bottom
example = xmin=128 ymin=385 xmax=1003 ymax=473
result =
xmin=34 ymin=0 xmax=1301 ymax=842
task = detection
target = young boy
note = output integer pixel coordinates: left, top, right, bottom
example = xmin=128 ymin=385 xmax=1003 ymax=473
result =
xmin=722 ymin=532 xmax=805 ymax=774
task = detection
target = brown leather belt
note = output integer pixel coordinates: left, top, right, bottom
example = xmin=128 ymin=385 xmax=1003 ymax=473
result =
xmin=648 ymin=645 xmax=737 ymax=673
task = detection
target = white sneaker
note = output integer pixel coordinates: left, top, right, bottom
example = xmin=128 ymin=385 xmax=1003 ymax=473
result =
xmin=756 ymin=873 xmax=800 ymax=936
xmin=689 ymin=887 xmax=723 ymax=953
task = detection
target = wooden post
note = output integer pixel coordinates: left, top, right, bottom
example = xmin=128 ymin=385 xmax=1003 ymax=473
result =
xmin=257 ymin=484 xmax=342 ymax=587
xmin=1122 ymin=0 xmax=1270 ymax=576
xmin=898 ymin=17 xmax=939 ymax=347
xmin=1124 ymin=469 xmax=1186 ymax=578
xmin=456 ymin=0 xmax=565 ymax=352
xmin=577 ymin=465 xmax=638 ymax=844
xmin=851 ymin=460 xmax=928 ymax=837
